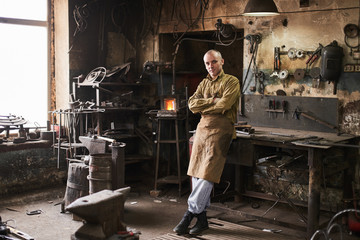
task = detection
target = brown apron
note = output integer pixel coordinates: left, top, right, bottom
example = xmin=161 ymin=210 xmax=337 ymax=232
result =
xmin=187 ymin=114 xmax=233 ymax=183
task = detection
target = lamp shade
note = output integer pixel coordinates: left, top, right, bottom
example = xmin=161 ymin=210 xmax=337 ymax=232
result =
xmin=243 ymin=0 xmax=279 ymax=16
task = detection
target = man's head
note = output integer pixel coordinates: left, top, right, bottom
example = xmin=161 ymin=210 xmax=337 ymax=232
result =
xmin=203 ymin=49 xmax=224 ymax=79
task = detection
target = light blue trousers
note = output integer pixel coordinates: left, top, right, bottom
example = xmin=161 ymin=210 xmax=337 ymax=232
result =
xmin=187 ymin=177 xmax=214 ymax=214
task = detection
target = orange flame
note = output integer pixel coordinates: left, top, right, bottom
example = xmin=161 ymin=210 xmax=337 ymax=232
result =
xmin=164 ymin=98 xmax=176 ymax=110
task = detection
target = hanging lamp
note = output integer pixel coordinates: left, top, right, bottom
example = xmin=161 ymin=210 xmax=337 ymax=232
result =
xmin=242 ymin=0 xmax=279 ymax=16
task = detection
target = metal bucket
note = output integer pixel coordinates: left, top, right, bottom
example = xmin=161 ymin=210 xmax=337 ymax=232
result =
xmin=64 ymin=162 xmax=89 ymax=207
xmin=88 ymin=153 xmax=112 ymax=194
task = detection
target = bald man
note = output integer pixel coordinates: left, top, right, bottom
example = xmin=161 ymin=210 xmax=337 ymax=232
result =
xmin=173 ymin=50 xmax=240 ymax=235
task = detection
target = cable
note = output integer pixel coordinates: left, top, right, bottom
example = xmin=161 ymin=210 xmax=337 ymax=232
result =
xmin=173 ymin=0 xmax=208 ymax=46
xmin=215 ymin=20 xmax=238 ymax=47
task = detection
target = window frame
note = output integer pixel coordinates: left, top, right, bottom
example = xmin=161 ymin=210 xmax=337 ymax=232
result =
xmin=0 ymin=1 xmax=51 ymax=128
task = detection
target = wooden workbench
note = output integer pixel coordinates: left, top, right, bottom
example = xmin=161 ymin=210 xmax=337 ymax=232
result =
xmin=227 ymin=126 xmax=357 ymax=239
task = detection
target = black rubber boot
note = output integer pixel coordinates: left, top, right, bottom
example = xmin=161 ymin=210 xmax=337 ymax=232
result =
xmin=189 ymin=211 xmax=209 ymax=235
xmin=173 ymin=210 xmax=195 ymax=235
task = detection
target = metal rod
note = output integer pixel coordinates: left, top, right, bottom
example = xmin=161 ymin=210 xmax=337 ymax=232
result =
xmin=175 ymin=119 xmax=181 ymax=197
xmin=52 ymin=112 xmax=55 ymax=154
xmin=57 ymin=110 xmax=62 ymax=169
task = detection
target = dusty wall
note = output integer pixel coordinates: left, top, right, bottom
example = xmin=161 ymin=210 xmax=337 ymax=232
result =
xmin=0 ymin=144 xmax=66 ymax=196
xmin=155 ymin=0 xmax=360 ymax=135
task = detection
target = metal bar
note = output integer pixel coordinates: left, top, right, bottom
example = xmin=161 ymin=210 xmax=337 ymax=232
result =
xmin=96 ymin=135 xmax=116 ymax=143
xmin=52 ymin=112 xmax=55 ymax=154
xmin=307 ymin=148 xmax=322 ymax=239
xmin=175 ymin=119 xmax=181 ymax=197
xmin=305 ymin=141 xmax=360 ymax=149
xmin=57 ymin=111 xmax=62 ymax=169
xmin=154 ymin=120 xmax=161 ymax=191
xmin=301 ymin=112 xmax=337 ymax=130
xmin=0 ymin=17 xmax=47 ymax=27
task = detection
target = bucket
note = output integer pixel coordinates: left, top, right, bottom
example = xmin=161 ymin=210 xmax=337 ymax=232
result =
xmin=88 ymin=153 xmax=112 ymax=194
xmin=64 ymin=162 xmax=89 ymax=207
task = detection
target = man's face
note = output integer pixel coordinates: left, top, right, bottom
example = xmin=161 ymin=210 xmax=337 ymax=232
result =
xmin=203 ymin=52 xmax=224 ymax=79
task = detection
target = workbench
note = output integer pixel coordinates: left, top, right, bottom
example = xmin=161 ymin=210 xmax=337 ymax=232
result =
xmin=226 ymin=126 xmax=358 ymax=239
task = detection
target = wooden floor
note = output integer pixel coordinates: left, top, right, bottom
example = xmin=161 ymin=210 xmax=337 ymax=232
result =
xmin=152 ymin=218 xmax=300 ymax=240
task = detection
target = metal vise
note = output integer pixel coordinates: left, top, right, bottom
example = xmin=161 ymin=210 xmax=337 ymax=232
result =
xmin=66 ymin=187 xmax=130 ymax=240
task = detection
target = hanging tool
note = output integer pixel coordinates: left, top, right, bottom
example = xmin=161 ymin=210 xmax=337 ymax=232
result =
xmin=268 ymin=100 xmax=276 ymax=118
xmin=274 ymin=47 xmax=281 ymax=70
xmin=292 ymin=106 xmax=300 ymax=120
xmin=306 ymin=44 xmax=323 ymax=67
xmin=256 ymin=71 xmax=265 ymax=94
xmin=279 ymin=70 xmax=289 ymax=88
xmin=281 ymin=100 xmax=287 ymax=118
xmin=287 ymin=48 xmax=297 ymax=59
xmin=272 ymin=99 xmax=276 ymax=111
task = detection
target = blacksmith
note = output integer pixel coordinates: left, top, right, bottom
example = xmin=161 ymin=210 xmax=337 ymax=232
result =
xmin=173 ymin=49 xmax=240 ymax=235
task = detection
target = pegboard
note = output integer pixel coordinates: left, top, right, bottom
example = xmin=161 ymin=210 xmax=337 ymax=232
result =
xmin=238 ymin=95 xmax=338 ymax=133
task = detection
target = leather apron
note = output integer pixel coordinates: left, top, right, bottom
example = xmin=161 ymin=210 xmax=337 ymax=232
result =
xmin=187 ymin=114 xmax=233 ymax=183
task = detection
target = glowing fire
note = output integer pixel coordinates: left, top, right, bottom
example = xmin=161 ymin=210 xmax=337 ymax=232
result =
xmin=164 ymin=98 xmax=176 ymax=111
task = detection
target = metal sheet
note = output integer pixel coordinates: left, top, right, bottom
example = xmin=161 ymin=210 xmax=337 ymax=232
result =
xmin=238 ymin=95 xmax=338 ymax=133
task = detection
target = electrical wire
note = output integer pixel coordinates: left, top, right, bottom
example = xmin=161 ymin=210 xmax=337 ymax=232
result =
xmin=216 ymin=24 xmax=238 ymax=47
xmin=140 ymin=0 xmax=163 ymax=40
xmin=172 ymin=0 xmax=209 ymax=45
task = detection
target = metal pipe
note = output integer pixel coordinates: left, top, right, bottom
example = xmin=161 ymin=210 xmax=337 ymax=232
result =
xmin=52 ymin=111 xmax=55 ymax=154
xmin=57 ymin=110 xmax=62 ymax=169
xmin=307 ymin=148 xmax=321 ymax=239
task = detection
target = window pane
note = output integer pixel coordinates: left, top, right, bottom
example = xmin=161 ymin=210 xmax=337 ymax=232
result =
xmin=0 ymin=0 xmax=47 ymax=21
xmin=0 ymin=23 xmax=48 ymax=127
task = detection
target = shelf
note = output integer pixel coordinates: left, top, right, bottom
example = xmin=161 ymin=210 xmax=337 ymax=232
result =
xmin=99 ymin=82 xmax=156 ymax=87
xmin=77 ymin=81 xmax=156 ymax=87
xmin=125 ymin=154 xmax=152 ymax=165
xmin=101 ymin=107 xmax=144 ymax=111
xmin=103 ymin=134 xmax=139 ymax=139
xmin=158 ymin=139 xmax=187 ymax=144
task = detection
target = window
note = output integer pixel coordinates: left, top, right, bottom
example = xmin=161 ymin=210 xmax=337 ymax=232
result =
xmin=0 ymin=0 xmax=48 ymax=129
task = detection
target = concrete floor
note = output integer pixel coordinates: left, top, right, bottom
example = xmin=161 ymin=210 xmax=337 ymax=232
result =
xmin=0 ymin=182 xmax=359 ymax=240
